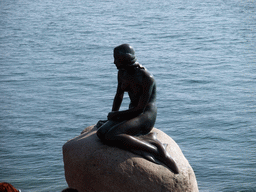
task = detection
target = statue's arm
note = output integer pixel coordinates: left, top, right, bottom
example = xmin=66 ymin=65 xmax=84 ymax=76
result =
xmin=112 ymin=71 xmax=124 ymax=112
xmin=112 ymin=82 xmax=124 ymax=111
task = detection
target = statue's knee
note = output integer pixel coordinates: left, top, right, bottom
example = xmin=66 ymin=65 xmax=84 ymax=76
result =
xmin=96 ymin=130 xmax=105 ymax=141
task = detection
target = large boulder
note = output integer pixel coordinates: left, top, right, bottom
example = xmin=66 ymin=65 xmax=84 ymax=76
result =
xmin=63 ymin=125 xmax=198 ymax=192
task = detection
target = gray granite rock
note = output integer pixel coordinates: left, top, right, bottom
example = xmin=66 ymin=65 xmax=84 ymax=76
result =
xmin=63 ymin=125 xmax=198 ymax=192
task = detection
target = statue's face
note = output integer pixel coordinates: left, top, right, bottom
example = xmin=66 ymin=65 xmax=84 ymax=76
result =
xmin=114 ymin=56 xmax=126 ymax=69
xmin=114 ymin=60 xmax=123 ymax=69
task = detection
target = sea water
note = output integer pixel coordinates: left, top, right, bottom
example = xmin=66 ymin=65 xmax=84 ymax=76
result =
xmin=0 ymin=0 xmax=255 ymax=191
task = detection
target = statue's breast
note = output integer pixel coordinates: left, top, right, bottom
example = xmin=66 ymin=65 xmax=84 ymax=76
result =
xmin=120 ymin=70 xmax=143 ymax=94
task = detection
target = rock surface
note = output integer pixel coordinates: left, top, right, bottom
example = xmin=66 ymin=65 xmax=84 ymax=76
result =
xmin=63 ymin=125 xmax=198 ymax=192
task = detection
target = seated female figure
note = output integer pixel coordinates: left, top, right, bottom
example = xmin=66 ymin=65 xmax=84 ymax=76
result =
xmin=96 ymin=44 xmax=179 ymax=174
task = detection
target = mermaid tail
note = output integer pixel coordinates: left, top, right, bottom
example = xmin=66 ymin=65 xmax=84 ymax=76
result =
xmin=131 ymin=132 xmax=179 ymax=174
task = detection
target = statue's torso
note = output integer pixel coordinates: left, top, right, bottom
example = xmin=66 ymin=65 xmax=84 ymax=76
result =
xmin=118 ymin=68 xmax=156 ymax=109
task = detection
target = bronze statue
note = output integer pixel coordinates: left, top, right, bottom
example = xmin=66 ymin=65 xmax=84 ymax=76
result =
xmin=96 ymin=44 xmax=179 ymax=174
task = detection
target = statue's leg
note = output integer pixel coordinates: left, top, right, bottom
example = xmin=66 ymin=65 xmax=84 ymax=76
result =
xmin=106 ymin=132 xmax=159 ymax=158
xmin=149 ymin=139 xmax=179 ymax=174
xmin=96 ymin=120 xmax=124 ymax=142
xmin=138 ymin=133 xmax=179 ymax=174
xmin=105 ymin=130 xmax=179 ymax=173
xmin=138 ymin=132 xmax=166 ymax=157
xmin=102 ymin=115 xmax=179 ymax=173
xmin=102 ymin=112 xmax=157 ymax=152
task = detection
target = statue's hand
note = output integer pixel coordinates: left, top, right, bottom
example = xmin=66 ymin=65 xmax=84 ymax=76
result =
xmin=95 ymin=120 xmax=108 ymax=128
xmin=107 ymin=111 xmax=120 ymax=121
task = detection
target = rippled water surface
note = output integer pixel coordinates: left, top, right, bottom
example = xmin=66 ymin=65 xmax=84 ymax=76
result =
xmin=1 ymin=0 xmax=255 ymax=191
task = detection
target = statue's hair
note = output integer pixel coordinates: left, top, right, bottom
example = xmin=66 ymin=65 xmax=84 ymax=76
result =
xmin=114 ymin=44 xmax=137 ymax=65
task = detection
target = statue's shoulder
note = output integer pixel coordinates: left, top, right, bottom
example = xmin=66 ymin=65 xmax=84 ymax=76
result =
xmin=140 ymin=69 xmax=155 ymax=83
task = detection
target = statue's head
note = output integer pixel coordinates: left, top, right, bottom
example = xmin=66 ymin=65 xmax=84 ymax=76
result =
xmin=113 ymin=44 xmax=137 ymax=69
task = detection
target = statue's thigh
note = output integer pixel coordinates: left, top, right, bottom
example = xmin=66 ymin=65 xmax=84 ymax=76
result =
xmin=98 ymin=120 xmax=122 ymax=135
xmin=108 ymin=114 xmax=151 ymax=137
